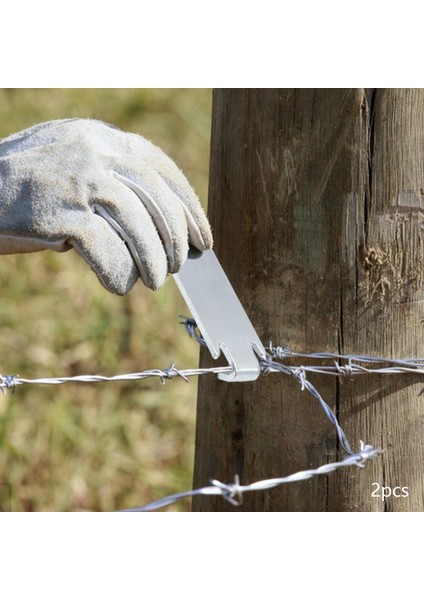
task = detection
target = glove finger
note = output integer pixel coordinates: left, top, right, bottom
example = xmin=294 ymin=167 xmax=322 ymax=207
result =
xmin=91 ymin=178 xmax=169 ymax=289
xmin=110 ymin=170 xmax=190 ymax=273
xmin=132 ymin=143 xmax=213 ymax=251
xmin=69 ymin=213 xmax=139 ymax=295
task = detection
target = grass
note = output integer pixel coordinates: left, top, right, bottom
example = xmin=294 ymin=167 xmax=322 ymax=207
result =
xmin=0 ymin=88 xmax=212 ymax=511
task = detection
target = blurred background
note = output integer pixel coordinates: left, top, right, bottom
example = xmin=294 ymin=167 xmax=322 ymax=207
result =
xmin=0 ymin=89 xmax=212 ymax=511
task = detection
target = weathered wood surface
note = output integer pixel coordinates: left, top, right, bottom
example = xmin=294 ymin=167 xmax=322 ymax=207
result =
xmin=193 ymin=89 xmax=424 ymax=511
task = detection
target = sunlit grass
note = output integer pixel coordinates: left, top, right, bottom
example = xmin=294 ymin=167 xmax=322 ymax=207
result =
xmin=0 ymin=89 xmax=211 ymax=511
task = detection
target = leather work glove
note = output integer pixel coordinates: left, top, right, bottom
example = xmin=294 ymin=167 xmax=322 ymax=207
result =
xmin=0 ymin=118 xmax=213 ymax=295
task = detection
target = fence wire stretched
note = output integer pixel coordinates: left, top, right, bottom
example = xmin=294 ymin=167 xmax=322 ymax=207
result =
xmin=122 ymin=442 xmax=383 ymax=512
xmin=4 ymin=316 xmax=422 ymax=511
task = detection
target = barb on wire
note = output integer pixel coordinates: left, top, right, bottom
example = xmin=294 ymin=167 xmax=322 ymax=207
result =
xmin=3 ymin=314 xmax=413 ymax=513
xmin=266 ymin=342 xmax=424 ymax=377
xmin=0 ymin=374 xmax=17 ymax=394
xmin=122 ymin=441 xmax=383 ymax=512
xmin=0 ymin=364 xmax=233 ymax=392
xmin=261 ymin=355 xmax=354 ymax=455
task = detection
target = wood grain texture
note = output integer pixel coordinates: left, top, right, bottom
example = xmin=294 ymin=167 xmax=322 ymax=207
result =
xmin=192 ymin=89 xmax=424 ymax=511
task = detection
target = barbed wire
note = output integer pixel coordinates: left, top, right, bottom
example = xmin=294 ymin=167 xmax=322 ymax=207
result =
xmin=122 ymin=442 xmax=383 ymax=511
xmin=4 ymin=348 xmax=424 ymax=392
xmin=3 ymin=320 xmax=424 ymax=391
xmin=262 ymin=355 xmax=354 ymax=455
xmin=0 ymin=364 xmax=233 ymax=393
xmin=266 ymin=342 xmax=424 ymax=376
xmin=5 ymin=316 xmax=421 ymax=511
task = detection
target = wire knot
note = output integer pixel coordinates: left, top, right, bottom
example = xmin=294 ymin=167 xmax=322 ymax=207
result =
xmin=210 ymin=475 xmax=243 ymax=506
xmin=160 ymin=363 xmax=189 ymax=384
xmin=355 ymin=440 xmax=384 ymax=468
xmin=268 ymin=341 xmax=291 ymax=359
xmin=259 ymin=355 xmax=274 ymax=376
xmin=333 ymin=358 xmax=355 ymax=378
xmin=292 ymin=366 xmax=307 ymax=390
xmin=0 ymin=374 xmax=17 ymax=394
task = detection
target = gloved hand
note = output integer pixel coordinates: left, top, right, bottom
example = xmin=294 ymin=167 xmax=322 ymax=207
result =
xmin=0 ymin=118 xmax=213 ymax=294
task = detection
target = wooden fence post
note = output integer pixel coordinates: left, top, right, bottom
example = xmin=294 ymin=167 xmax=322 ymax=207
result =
xmin=192 ymin=88 xmax=424 ymax=511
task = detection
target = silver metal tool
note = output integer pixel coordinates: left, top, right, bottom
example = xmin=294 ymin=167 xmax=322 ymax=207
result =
xmin=173 ymin=248 xmax=266 ymax=382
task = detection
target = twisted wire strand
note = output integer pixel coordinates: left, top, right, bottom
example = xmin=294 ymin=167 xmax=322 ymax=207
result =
xmin=261 ymin=356 xmax=354 ymax=455
xmin=3 ymin=316 xmax=415 ymax=511
xmin=266 ymin=342 xmax=424 ymax=374
xmin=0 ymin=364 xmax=233 ymax=392
xmin=122 ymin=442 xmax=383 ymax=512
xmin=3 ymin=320 xmax=424 ymax=391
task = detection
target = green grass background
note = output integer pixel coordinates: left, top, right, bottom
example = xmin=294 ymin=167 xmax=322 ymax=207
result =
xmin=0 ymin=89 xmax=212 ymax=511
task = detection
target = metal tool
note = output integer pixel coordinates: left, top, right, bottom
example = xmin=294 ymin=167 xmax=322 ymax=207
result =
xmin=173 ymin=247 xmax=266 ymax=382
